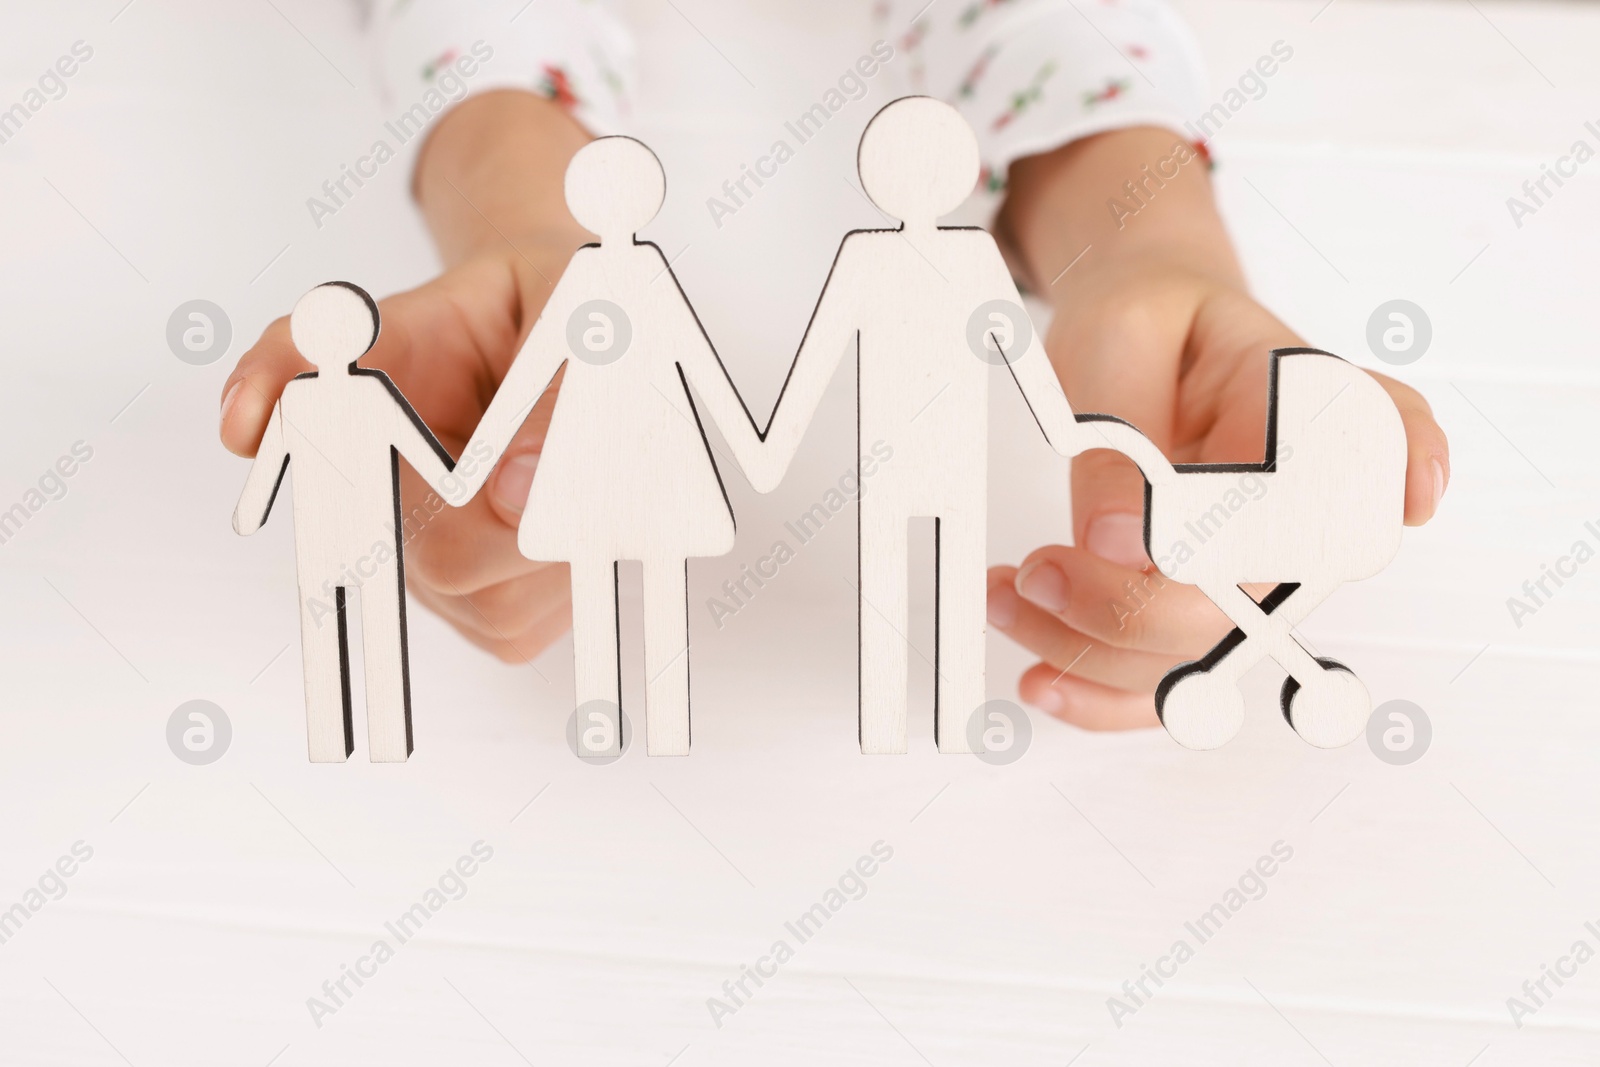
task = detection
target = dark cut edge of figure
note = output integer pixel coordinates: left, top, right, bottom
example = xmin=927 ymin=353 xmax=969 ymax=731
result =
xmin=1152 ymin=582 xmax=1301 ymax=729
xmin=334 ymin=586 xmax=355 ymax=758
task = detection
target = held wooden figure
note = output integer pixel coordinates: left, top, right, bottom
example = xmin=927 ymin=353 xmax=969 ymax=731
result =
xmin=443 ymin=137 xmax=768 ymax=758
xmin=234 ymin=282 xmax=457 ymax=762
xmin=754 ymin=97 xmax=1092 ymax=754
xmin=230 ymin=106 xmax=1407 ymax=765
xmin=755 ymin=97 xmax=1409 ymax=755
xmin=1082 ymin=351 xmax=1407 ymax=750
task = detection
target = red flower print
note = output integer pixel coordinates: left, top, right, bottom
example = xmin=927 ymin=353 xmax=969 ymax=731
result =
xmin=1082 ymin=77 xmax=1130 ymax=108
xmin=958 ymin=46 xmax=998 ymax=99
xmin=958 ymin=0 xmax=1014 ymax=30
xmin=421 ymin=47 xmax=460 ymax=82
xmin=538 ymin=65 xmax=580 ymax=111
xmin=992 ymin=61 xmax=1058 ymax=130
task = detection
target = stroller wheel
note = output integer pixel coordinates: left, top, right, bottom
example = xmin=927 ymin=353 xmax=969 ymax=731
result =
xmin=1156 ymin=666 xmax=1245 ymax=750
xmin=1281 ymin=658 xmax=1368 ymax=748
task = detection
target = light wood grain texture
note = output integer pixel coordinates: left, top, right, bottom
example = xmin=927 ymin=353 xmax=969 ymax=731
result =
xmin=448 ymin=137 xmax=768 ymax=756
xmin=233 ymin=283 xmax=456 ymax=762
xmin=1095 ymin=350 xmax=1408 ymax=749
xmin=754 ymin=98 xmax=1408 ymax=754
xmin=758 ymin=97 xmax=1086 ymax=754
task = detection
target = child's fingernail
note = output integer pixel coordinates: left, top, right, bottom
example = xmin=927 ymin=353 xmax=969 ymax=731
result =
xmin=219 ymin=380 xmax=243 ymax=432
xmin=987 ymin=576 xmax=1020 ymax=628
xmin=1016 ymin=561 xmax=1069 ymax=614
xmin=1086 ymin=512 xmax=1148 ymax=569
xmin=1030 ymin=685 xmax=1064 ymax=716
xmin=1431 ymin=458 xmax=1447 ymax=512
xmin=492 ymin=452 xmax=540 ymax=515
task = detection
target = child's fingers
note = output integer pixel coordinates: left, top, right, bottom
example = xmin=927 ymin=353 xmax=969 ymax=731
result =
xmin=473 ymin=600 xmax=574 ymax=665
xmin=1017 ymin=661 xmax=1160 ymax=730
xmin=1068 ymin=448 xmax=1155 ymax=569
xmin=221 ymin=256 xmax=528 ymax=460
xmin=219 ymin=316 xmax=311 ymax=457
xmin=445 ymin=563 xmax=570 ymax=640
xmin=482 ymin=367 xmax=563 ymax=528
xmin=1050 ymin=286 xmax=1185 ymax=566
xmin=1001 ymin=548 xmax=1229 ymax=658
xmin=405 ymin=488 xmax=544 ymax=597
xmin=398 ymin=458 xmax=538 ymax=599
xmin=1369 ymin=371 xmax=1450 ymax=525
xmin=415 ymin=580 xmax=571 ymax=665
xmin=358 ymin=255 xmax=529 ymax=428
xmin=987 ymin=567 xmax=1179 ymax=692
xmin=411 ymin=564 xmax=570 ymax=652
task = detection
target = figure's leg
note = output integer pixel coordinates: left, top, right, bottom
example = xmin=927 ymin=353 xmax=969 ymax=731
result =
xmin=297 ymin=581 xmax=354 ymax=762
xmin=642 ymin=558 xmax=690 ymax=756
xmin=571 ymin=558 xmax=622 ymax=757
xmin=859 ymin=506 xmax=911 ymax=754
xmin=360 ymin=558 xmax=413 ymax=762
xmin=933 ymin=514 xmax=985 ymax=754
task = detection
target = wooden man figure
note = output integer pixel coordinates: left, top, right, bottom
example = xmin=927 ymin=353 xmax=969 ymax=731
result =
xmin=758 ymin=97 xmax=1091 ymax=753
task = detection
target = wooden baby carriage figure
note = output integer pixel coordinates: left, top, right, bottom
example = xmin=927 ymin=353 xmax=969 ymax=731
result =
xmin=1141 ymin=349 xmax=1407 ymax=750
xmin=444 ymin=137 xmax=768 ymax=757
xmin=234 ymin=282 xmax=457 ymax=762
xmin=757 ymin=97 xmax=1089 ymax=754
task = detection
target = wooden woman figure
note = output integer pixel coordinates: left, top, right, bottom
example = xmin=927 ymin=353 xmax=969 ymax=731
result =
xmin=445 ymin=137 xmax=769 ymax=757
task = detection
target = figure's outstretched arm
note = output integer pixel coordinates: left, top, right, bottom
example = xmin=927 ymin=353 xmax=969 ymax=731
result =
xmin=755 ymin=237 xmax=863 ymax=492
xmin=233 ymin=400 xmax=289 ymax=535
xmin=978 ymin=242 xmax=1086 ymax=457
xmin=656 ymin=256 xmax=774 ymax=491
xmin=445 ymin=275 xmax=576 ymax=505
xmin=1073 ymin=416 xmax=1177 ymax=487
xmin=979 ymin=242 xmax=1177 ymax=486
xmin=374 ymin=374 xmax=458 ymax=496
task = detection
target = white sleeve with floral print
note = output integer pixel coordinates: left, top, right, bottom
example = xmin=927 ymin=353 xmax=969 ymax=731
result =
xmin=873 ymin=0 xmax=1210 ymax=195
xmin=368 ymin=0 xmax=632 ymax=138
xmin=368 ymin=0 xmax=1205 ymax=200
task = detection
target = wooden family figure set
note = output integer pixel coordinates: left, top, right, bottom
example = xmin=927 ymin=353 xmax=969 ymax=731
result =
xmin=232 ymin=97 xmax=1408 ymax=764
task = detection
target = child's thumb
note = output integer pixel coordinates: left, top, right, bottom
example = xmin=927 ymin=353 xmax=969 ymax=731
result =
xmin=485 ymin=366 xmax=564 ymax=526
xmin=1071 ymin=448 xmax=1153 ymax=570
xmin=220 ymin=316 xmax=312 ymax=457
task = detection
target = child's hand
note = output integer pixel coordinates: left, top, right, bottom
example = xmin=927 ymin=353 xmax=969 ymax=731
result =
xmin=221 ymin=252 xmax=576 ymax=661
xmin=221 ymin=92 xmax=592 ymax=662
xmin=987 ymin=127 xmax=1449 ymax=730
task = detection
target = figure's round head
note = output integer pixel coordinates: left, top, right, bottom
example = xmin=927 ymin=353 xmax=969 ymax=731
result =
xmin=565 ymin=136 xmax=666 ymax=243
xmin=290 ymin=282 xmax=379 ymax=371
xmin=858 ymin=97 xmax=979 ymax=226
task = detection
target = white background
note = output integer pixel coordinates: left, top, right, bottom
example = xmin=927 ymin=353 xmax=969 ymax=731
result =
xmin=0 ymin=0 xmax=1597 ymax=1063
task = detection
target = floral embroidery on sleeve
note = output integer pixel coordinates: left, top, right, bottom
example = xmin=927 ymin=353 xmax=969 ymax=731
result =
xmin=373 ymin=0 xmax=633 ymax=136
xmin=876 ymin=0 xmax=1210 ymax=203
xmin=537 ymin=64 xmax=581 ymax=111
xmin=420 ymin=47 xmax=459 ymax=81
xmin=992 ymin=61 xmax=1057 ymax=130
xmin=1082 ymin=76 xmax=1131 ymax=108
xmin=957 ymin=0 xmax=1017 ymax=30
xmin=957 ymin=45 xmax=998 ymax=99
xmin=898 ymin=17 xmax=931 ymax=91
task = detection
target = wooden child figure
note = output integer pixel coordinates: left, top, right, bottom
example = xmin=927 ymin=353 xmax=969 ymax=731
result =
xmin=234 ymin=282 xmax=457 ymax=762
